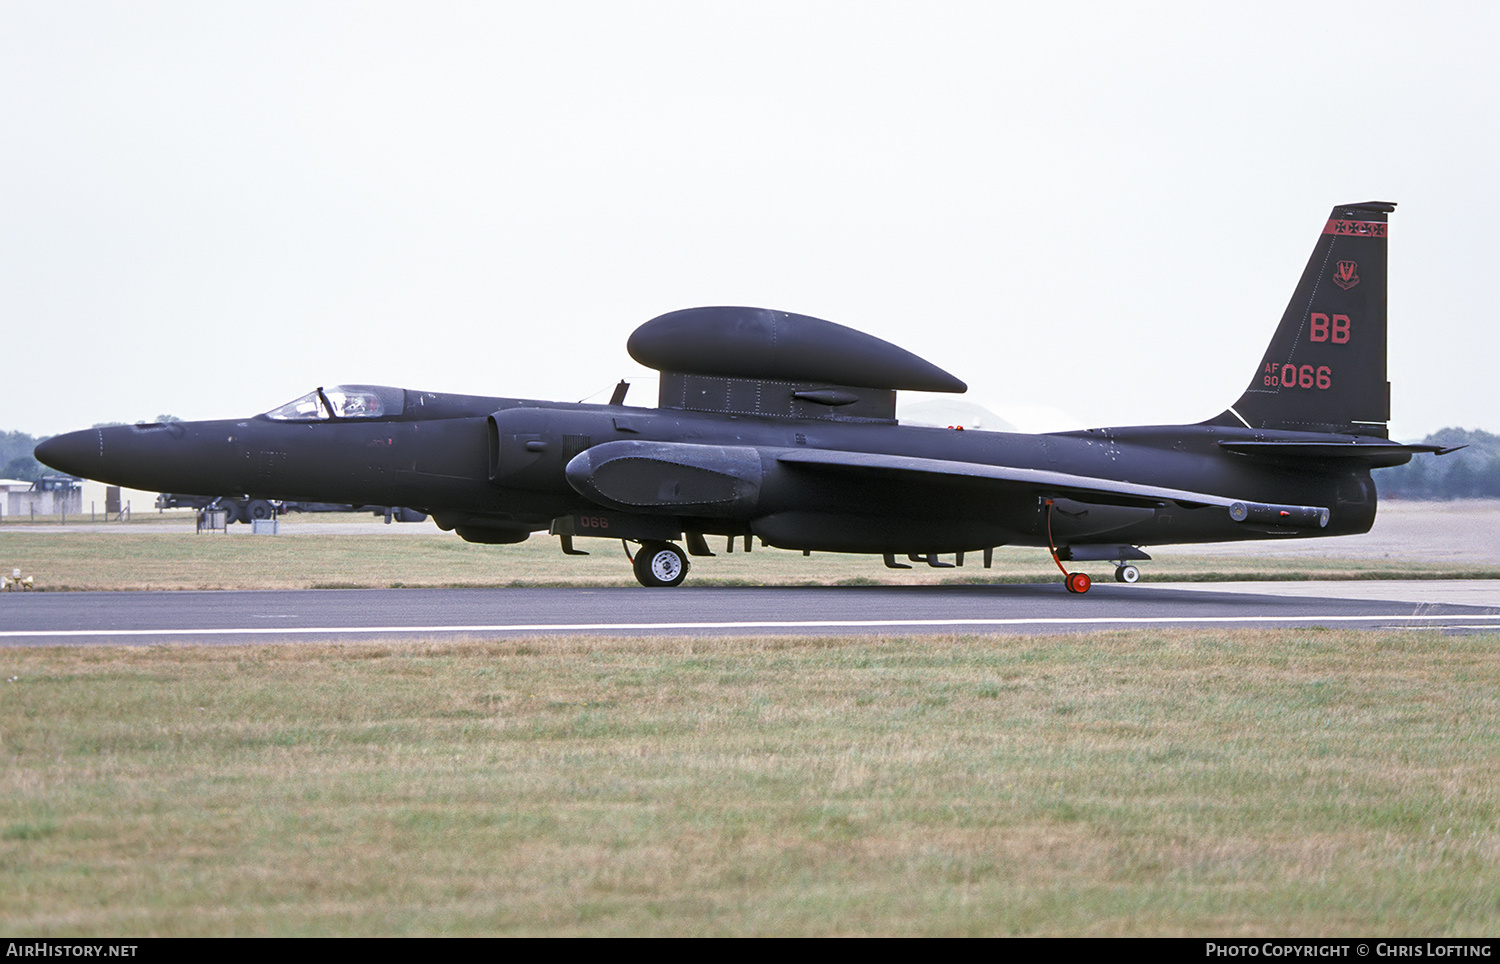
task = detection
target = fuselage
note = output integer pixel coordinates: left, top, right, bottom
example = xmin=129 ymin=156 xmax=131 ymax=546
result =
xmin=34 ymin=388 xmax=1379 ymax=556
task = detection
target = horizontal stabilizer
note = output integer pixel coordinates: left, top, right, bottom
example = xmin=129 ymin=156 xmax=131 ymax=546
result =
xmin=1218 ymin=440 xmax=1460 ymax=458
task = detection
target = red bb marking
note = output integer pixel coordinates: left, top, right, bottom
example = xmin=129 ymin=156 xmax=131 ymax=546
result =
xmin=1308 ymin=313 xmax=1352 ymax=343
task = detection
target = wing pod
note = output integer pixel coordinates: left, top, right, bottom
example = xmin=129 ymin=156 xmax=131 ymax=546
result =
xmin=1228 ymin=502 xmax=1330 ymax=529
xmin=564 ymin=440 xmax=764 ymax=516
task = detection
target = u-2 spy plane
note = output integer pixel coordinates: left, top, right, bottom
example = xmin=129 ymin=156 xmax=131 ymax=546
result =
xmin=37 ymin=202 xmax=1452 ymax=592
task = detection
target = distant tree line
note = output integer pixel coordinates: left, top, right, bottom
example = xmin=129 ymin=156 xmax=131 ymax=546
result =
xmin=1377 ymin=428 xmax=1500 ymax=499
xmin=1 ymin=430 xmax=45 ymax=481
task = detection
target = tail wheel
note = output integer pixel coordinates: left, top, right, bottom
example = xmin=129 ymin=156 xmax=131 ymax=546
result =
xmin=632 ymin=541 xmax=689 ymax=588
xmin=1065 ymin=571 xmax=1092 ymax=594
xmin=1114 ymin=564 xmax=1140 ymax=584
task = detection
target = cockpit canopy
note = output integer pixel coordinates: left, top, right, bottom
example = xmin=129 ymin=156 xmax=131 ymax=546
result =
xmin=264 ymin=385 xmax=406 ymax=421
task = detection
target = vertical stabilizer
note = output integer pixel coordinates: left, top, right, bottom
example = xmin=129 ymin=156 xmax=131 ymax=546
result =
xmin=1215 ymin=202 xmax=1396 ymax=436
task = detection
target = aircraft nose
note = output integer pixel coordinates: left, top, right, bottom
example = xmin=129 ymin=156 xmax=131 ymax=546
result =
xmin=33 ymin=429 xmax=102 ymax=479
xmin=35 ymin=420 xmax=237 ymax=493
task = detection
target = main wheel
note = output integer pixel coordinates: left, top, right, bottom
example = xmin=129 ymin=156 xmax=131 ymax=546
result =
xmin=1114 ymin=564 xmax=1140 ymax=584
xmin=245 ymin=500 xmax=275 ymax=521
xmin=1065 ymin=571 xmax=1092 ymax=594
xmin=633 ymin=541 xmax=689 ymax=587
xmin=219 ymin=500 xmax=243 ymax=525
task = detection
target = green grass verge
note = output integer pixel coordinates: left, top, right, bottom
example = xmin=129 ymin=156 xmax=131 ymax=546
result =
xmin=3 ymin=629 xmax=1498 ymax=936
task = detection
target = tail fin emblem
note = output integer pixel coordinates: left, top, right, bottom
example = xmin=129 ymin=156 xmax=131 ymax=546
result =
xmin=1333 ymin=260 xmax=1360 ymax=290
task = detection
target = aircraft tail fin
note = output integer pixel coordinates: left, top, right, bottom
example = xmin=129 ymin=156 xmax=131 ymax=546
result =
xmin=1211 ymin=201 xmax=1397 ymax=437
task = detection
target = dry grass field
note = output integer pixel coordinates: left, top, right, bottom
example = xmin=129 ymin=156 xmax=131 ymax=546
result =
xmin=3 ymin=502 xmax=1498 ymax=935
xmin=3 ymin=629 xmax=1499 ymax=936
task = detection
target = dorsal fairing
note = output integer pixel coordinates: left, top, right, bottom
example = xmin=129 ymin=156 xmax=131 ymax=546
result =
xmin=628 ymin=306 xmax=965 ymax=421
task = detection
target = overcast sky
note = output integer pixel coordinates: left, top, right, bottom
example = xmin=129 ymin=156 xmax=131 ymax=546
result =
xmin=4 ymin=1 xmax=1496 ymax=440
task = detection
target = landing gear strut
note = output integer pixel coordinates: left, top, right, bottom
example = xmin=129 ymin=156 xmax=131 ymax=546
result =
xmin=631 ymin=540 xmax=689 ymax=588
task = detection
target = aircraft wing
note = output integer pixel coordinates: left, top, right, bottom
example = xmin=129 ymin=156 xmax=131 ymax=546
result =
xmin=777 ymin=449 xmax=1238 ymax=509
xmin=564 ymin=439 xmax=1329 ymax=529
xmin=776 ymin=449 xmax=1329 ymax=528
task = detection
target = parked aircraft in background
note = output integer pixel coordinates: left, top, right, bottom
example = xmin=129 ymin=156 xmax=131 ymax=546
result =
xmin=153 ymin=492 xmax=425 ymax=525
xmin=37 ymin=202 xmax=1452 ymax=592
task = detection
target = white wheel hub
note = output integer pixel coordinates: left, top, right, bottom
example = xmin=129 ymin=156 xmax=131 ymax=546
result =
xmin=649 ymin=550 xmax=682 ymax=583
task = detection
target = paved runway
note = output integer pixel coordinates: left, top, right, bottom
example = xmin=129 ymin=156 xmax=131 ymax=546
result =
xmin=4 ymin=581 xmax=1499 ymax=645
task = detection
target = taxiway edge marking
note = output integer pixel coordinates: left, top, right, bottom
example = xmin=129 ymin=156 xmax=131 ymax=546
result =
xmin=5 ymin=613 xmax=1500 ymax=639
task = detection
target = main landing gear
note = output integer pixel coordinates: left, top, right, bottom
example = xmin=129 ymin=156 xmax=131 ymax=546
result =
xmin=629 ymin=540 xmax=690 ymax=588
xmin=1114 ymin=564 xmax=1140 ymax=584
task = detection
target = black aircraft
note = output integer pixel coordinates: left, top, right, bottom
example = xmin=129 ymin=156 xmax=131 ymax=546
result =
xmin=37 ymin=202 xmax=1454 ymax=592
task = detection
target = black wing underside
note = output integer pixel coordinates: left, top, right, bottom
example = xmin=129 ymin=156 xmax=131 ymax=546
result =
xmin=776 ymin=449 xmax=1334 ymax=530
xmin=776 ymin=449 xmax=1240 ymax=510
